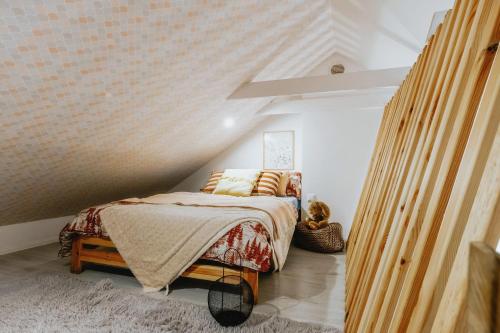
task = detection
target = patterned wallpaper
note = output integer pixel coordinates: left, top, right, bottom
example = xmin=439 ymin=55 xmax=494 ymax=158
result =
xmin=0 ymin=0 xmax=335 ymax=226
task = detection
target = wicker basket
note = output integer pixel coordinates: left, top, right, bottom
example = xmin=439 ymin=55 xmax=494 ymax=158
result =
xmin=294 ymin=222 xmax=344 ymax=253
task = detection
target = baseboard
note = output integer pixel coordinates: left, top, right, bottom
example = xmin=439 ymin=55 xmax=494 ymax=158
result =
xmin=0 ymin=216 xmax=73 ymax=255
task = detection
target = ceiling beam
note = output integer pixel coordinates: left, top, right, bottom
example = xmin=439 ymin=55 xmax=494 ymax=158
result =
xmin=228 ymin=67 xmax=410 ymax=99
xmin=258 ymin=88 xmax=395 ymax=115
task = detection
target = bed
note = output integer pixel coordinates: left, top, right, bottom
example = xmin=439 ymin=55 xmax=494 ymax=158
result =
xmin=60 ymin=171 xmax=302 ymax=303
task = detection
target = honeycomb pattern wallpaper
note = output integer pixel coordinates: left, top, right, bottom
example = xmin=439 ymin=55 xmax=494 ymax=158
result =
xmin=0 ymin=0 xmax=335 ymax=226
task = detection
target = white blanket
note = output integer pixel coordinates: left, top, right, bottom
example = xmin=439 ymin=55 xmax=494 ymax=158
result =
xmin=100 ymin=192 xmax=297 ymax=291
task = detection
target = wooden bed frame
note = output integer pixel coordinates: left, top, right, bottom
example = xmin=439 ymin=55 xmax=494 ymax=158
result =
xmin=70 ymin=236 xmax=259 ymax=303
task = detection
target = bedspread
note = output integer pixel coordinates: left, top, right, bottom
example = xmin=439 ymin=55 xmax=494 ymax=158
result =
xmin=60 ymin=201 xmax=279 ymax=273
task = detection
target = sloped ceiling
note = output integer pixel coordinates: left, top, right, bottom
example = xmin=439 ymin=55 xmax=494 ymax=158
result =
xmin=0 ymin=0 xmax=338 ymax=226
xmin=0 ymin=0 xmax=453 ymax=226
xmin=327 ymin=0 xmax=454 ymax=69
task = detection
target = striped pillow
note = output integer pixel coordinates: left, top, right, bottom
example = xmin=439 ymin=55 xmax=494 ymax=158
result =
xmin=201 ymin=170 xmax=223 ymax=193
xmin=252 ymin=171 xmax=281 ymax=196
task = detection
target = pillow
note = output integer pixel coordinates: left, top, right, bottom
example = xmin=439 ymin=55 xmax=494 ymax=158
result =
xmin=213 ymin=169 xmax=261 ymax=196
xmin=285 ymin=171 xmax=302 ymax=198
xmin=200 ymin=170 xmax=223 ymax=193
xmin=252 ymin=171 xmax=281 ymax=196
xmin=277 ymin=172 xmax=289 ymax=197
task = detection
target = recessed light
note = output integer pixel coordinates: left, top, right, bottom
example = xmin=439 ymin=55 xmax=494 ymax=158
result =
xmin=224 ymin=117 xmax=234 ymax=128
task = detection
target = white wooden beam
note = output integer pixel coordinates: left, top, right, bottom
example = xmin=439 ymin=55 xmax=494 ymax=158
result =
xmin=258 ymin=88 xmax=395 ymax=115
xmin=229 ymin=67 xmax=410 ymax=99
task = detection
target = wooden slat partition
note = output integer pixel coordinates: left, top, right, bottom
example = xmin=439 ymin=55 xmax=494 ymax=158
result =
xmin=345 ymin=0 xmax=500 ymax=332
xmin=462 ymin=242 xmax=500 ymax=333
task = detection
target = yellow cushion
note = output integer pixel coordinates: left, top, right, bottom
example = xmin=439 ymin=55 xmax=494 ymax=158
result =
xmin=213 ymin=169 xmax=261 ymax=196
xmin=277 ymin=172 xmax=289 ymax=196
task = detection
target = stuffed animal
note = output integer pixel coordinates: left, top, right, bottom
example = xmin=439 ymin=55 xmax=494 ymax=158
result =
xmin=306 ymin=200 xmax=330 ymax=230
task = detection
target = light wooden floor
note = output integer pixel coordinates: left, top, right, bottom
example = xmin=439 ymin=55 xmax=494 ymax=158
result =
xmin=0 ymin=243 xmax=345 ymax=329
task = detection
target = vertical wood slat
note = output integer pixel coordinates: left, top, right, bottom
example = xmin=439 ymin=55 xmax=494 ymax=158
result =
xmin=429 ymin=60 xmax=500 ymax=332
xmin=357 ymin=5 xmax=468 ymax=330
xmin=465 ymin=243 xmax=499 ymax=333
xmin=382 ymin=1 xmax=499 ymax=331
xmin=355 ymin=8 xmax=459 ymax=330
xmin=346 ymin=61 xmax=418 ymax=310
xmin=402 ymin=4 xmax=500 ymax=331
xmin=345 ymin=0 xmax=500 ymax=331
xmin=347 ymin=30 xmax=436 ymax=331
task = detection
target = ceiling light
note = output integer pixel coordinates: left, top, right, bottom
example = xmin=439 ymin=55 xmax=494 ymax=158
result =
xmin=224 ymin=117 xmax=235 ymax=128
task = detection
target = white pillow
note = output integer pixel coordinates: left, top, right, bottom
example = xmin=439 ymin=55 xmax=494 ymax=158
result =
xmin=213 ymin=169 xmax=261 ymax=196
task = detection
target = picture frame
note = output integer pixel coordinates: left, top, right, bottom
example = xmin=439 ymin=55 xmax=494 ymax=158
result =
xmin=263 ymin=131 xmax=295 ymax=170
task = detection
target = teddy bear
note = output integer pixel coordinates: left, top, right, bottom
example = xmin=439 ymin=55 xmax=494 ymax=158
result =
xmin=305 ymin=200 xmax=331 ymax=230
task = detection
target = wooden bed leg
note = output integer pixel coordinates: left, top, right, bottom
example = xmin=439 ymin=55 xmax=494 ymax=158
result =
xmin=243 ymin=267 xmax=259 ymax=304
xmin=70 ymin=237 xmax=83 ymax=274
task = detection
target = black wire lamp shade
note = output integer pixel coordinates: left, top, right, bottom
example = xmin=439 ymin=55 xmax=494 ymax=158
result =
xmin=208 ymin=249 xmax=254 ymax=326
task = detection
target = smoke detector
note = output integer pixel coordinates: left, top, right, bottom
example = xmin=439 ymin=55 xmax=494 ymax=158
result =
xmin=331 ymin=64 xmax=345 ymax=75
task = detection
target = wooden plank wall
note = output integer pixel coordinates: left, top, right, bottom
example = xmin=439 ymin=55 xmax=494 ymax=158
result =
xmin=345 ymin=0 xmax=500 ymax=332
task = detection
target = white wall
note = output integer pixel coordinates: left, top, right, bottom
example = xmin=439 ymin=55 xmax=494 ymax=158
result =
xmin=0 ymin=216 xmax=73 ymax=255
xmin=302 ymin=109 xmax=382 ymax=237
xmin=172 ymin=100 xmax=383 ymax=238
xmin=171 ymin=114 xmax=303 ymax=192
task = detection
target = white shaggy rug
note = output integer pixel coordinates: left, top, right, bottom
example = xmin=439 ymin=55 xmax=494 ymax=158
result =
xmin=0 ymin=274 xmax=342 ymax=333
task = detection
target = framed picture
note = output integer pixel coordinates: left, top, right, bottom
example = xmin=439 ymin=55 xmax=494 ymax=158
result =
xmin=263 ymin=131 xmax=295 ymax=170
